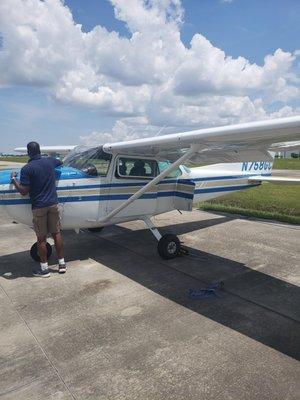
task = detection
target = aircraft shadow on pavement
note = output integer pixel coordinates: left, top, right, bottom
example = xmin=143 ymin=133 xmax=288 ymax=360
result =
xmin=0 ymin=216 xmax=299 ymax=361
xmin=102 ymin=215 xmax=232 ymax=237
xmin=0 ymin=216 xmax=228 ymax=280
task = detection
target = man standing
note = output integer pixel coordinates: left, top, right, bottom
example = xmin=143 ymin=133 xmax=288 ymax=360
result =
xmin=11 ymin=142 xmax=66 ymax=277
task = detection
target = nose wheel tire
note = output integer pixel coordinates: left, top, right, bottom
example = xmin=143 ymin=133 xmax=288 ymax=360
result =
xmin=30 ymin=242 xmax=52 ymax=262
xmin=157 ymin=234 xmax=180 ymax=259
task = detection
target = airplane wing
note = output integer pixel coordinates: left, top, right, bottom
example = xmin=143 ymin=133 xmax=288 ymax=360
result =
xmin=103 ymin=116 xmax=300 ymax=165
xmin=14 ymin=145 xmax=76 ymax=156
xmin=100 ymin=116 xmax=300 ymax=223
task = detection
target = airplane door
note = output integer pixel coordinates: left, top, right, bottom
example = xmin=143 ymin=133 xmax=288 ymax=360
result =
xmin=57 ymin=169 xmax=101 ymax=229
xmin=105 ymin=156 xmax=158 ymax=219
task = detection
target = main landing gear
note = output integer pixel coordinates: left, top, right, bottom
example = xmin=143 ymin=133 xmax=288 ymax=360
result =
xmin=30 ymin=242 xmax=52 ymax=262
xmin=143 ymin=217 xmax=181 ymax=260
xmin=157 ymin=234 xmax=181 ymax=259
xmin=88 ymin=227 xmax=104 ymax=233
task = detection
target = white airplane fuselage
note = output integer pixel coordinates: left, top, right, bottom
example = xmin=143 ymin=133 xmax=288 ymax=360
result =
xmin=0 ymin=155 xmax=272 ymax=230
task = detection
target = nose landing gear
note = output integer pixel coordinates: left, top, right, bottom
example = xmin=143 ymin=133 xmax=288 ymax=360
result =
xmin=30 ymin=242 xmax=52 ymax=262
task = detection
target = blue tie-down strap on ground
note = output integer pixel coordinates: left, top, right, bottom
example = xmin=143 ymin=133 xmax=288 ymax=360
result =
xmin=188 ymin=282 xmax=224 ymax=300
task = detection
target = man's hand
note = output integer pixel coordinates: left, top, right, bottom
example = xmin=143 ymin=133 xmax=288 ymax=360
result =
xmin=10 ymin=172 xmax=29 ymax=196
xmin=10 ymin=171 xmax=18 ymax=184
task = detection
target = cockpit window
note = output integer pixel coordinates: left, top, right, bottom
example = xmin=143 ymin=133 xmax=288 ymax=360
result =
xmin=116 ymin=157 xmax=158 ymax=179
xmin=63 ymin=146 xmax=112 ymax=177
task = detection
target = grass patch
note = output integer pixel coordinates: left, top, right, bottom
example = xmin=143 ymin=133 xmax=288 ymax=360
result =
xmin=199 ymin=183 xmax=300 ymax=225
xmin=0 ymin=155 xmax=28 ymax=163
xmin=200 ymin=203 xmax=300 ymax=224
xmin=273 ymin=157 xmax=300 ymax=170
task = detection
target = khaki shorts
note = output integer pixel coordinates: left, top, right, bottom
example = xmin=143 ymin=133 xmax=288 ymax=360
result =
xmin=32 ymin=204 xmax=61 ymax=238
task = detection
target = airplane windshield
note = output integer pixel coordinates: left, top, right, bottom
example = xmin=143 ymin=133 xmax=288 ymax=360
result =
xmin=63 ymin=146 xmax=112 ymax=176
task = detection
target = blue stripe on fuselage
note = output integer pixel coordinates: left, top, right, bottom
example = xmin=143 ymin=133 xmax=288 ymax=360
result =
xmin=192 ymin=173 xmax=271 ymax=182
xmin=0 ymin=183 xmax=257 ymax=205
xmin=0 ymin=190 xmax=193 ymax=205
xmin=0 ymin=173 xmax=270 ymax=194
xmin=194 ymin=183 xmax=260 ymax=194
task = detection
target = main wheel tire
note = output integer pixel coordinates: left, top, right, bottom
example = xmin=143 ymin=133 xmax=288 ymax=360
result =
xmin=88 ymin=227 xmax=104 ymax=233
xmin=157 ymin=234 xmax=180 ymax=260
xmin=30 ymin=242 xmax=52 ymax=262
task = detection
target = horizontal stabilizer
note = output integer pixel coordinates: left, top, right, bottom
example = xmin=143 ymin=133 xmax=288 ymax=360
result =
xmin=14 ymin=145 xmax=76 ymax=155
xmin=249 ymin=176 xmax=300 ymax=185
xmin=270 ymin=140 xmax=300 ymax=152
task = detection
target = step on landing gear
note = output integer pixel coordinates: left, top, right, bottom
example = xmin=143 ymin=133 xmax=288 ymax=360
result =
xmin=143 ymin=216 xmax=180 ymax=260
xmin=30 ymin=242 xmax=52 ymax=262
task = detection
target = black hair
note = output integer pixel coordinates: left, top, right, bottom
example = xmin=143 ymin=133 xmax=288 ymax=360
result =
xmin=27 ymin=141 xmax=41 ymax=157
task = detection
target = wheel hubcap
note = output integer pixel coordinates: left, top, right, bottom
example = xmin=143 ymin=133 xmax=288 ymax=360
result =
xmin=167 ymin=241 xmax=177 ymax=254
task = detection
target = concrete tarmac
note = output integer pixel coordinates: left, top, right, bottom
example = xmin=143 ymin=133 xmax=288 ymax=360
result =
xmin=0 ymin=208 xmax=299 ymax=399
xmin=0 ymin=161 xmax=25 ymax=171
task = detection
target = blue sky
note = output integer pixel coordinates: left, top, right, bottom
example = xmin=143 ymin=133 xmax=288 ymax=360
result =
xmin=66 ymin=0 xmax=300 ymax=64
xmin=0 ymin=0 xmax=299 ymax=153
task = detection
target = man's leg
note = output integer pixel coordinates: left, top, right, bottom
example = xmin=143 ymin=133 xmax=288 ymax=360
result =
xmin=52 ymin=232 xmax=64 ymax=259
xmin=52 ymin=232 xmax=66 ymax=273
xmin=32 ymin=207 xmax=50 ymax=277
xmin=37 ymin=236 xmax=48 ymax=263
xmin=48 ymin=204 xmax=67 ymax=273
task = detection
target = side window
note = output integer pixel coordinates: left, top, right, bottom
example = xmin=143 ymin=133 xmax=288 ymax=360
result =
xmin=116 ymin=157 xmax=158 ymax=179
xmin=158 ymin=161 xmax=182 ymax=178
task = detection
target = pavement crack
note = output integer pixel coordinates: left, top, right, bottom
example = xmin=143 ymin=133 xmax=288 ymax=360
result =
xmin=0 ymin=376 xmax=41 ymax=397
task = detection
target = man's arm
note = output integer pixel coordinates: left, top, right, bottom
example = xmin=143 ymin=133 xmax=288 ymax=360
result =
xmin=50 ymin=157 xmax=63 ymax=168
xmin=11 ymin=172 xmax=30 ymax=196
xmin=56 ymin=158 xmax=63 ymax=167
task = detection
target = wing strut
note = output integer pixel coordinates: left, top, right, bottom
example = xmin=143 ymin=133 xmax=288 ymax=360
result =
xmin=100 ymin=144 xmax=200 ymax=223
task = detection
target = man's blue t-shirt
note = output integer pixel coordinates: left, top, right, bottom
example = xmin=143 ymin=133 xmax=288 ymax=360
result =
xmin=20 ymin=155 xmax=62 ymax=209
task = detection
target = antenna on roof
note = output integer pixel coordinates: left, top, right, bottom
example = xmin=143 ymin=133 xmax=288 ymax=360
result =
xmin=155 ymin=125 xmax=166 ymax=136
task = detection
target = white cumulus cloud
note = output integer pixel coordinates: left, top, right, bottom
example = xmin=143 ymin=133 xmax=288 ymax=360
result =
xmin=0 ymin=0 xmax=299 ymax=144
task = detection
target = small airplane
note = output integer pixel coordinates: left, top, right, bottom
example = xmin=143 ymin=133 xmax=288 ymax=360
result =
xmin=1 ymin=116 xmax=300 ymax=261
